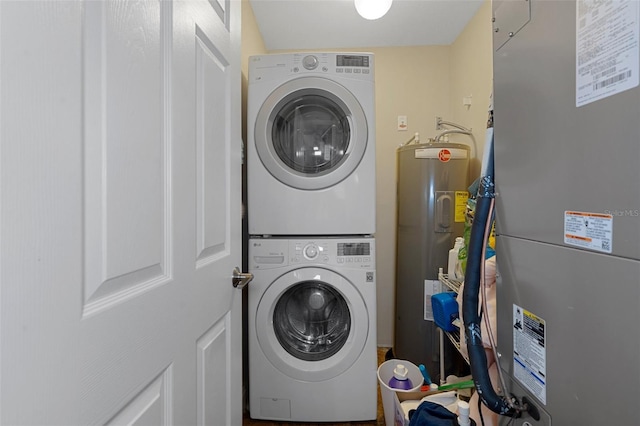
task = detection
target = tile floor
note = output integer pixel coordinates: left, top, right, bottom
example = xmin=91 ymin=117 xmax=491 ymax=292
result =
xmin=242 ymin=347 xmax=389 ymax=426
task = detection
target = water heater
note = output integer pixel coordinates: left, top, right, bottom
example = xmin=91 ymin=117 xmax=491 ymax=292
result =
xmin=393 ymin=142 xmax=470 ymax=380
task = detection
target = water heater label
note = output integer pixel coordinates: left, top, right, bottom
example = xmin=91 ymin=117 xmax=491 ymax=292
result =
xmin=415 ymin=148 xmax=468 ymax=160
xmin=564 ymin=211 xmax=613 ymax=253
xmin=424 ymin=280 xmax=441 ymax=321
xmin=455 ymin=191 xmax=469 ymax=222
xmin=576 ymin=0 xmax=639 ymax=107
xmin=513 ymin=305 xmax=547 ymax=405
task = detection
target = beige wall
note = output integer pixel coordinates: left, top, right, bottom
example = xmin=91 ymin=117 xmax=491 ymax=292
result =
xmin=241 ymin=0 xmax=493 ymax=347
xmin=241 ymin=0 xmax=267 ymax=145
xmin=368 ymin=45 xmax=453 ymax=347
xmin=450 ymin=0 xmax=494 ymax=179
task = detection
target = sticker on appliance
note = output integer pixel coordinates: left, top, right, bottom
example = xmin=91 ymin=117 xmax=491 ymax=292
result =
xmin=423 ymin=280 xmax=441 ymax=321
xmin=455 ymin=191 xmax=469 ymax=223
xmin=513 ymin=305 xmax=547 ymax=405
xmin=576 ymin=0 xmax=639 ymax=107
xmin=564 ymin=211 xmax=613 ymax=253
xmin=414 ymin=147 xmax=468 ymax=160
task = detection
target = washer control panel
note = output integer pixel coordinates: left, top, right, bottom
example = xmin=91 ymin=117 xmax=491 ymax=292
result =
xmin=249 ymin=238 xmax=375 ymax=270
xmin=295 ymin=239 xmax=374 ymax=268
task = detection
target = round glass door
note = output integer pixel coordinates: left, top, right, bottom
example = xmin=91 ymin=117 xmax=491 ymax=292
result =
xmin=255 ymin=77 xmax=368 ymax=190
xmin=273 ymin=280 xmax=350 ymax=361
xmin=271 ymin=95 xmax=350 ymax=175
xmin=255 ymin=267 xmax=369 ymax=382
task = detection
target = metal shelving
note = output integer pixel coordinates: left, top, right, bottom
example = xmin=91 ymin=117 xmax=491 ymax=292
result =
xmin=436 ymin=270 xmax=469 ymax=382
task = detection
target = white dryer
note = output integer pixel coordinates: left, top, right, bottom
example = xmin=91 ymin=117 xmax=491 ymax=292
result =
xmin=248 ymin=237 xmax=377 ymax=422
xmin=247 ymin=52 xmax=376 ymax=236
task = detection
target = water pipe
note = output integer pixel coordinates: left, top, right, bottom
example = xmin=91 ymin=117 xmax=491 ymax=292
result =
xmin=433 ymin=118 xmax=478 ymax=158
xmin=399 ymin=132 xmax=421 ymax=147
xmin=436 ymin=117 xmax=471 ymax=132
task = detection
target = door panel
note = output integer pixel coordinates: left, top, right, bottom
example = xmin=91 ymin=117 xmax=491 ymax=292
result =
xmin=0 ymin=0 xmax=242 ymax=424
xmin=197 ymin=316 xmax=231 ymax=426
xmin=196 ymin=27 xmax=230 ymax=265
xmin=106 ymin=367 xmax=172 ymax=426
xmin=83 ymin=0 xmax=170 ymax=316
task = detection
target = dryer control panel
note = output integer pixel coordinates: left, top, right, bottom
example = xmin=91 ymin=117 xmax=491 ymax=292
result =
xmin=248 ymin=52 xmax=374 ymax=84
xmin=249 ymin=237 xmax=375 ymax=270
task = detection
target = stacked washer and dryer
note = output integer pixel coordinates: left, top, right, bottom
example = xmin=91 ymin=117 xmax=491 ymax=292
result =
xmin=247 ymin=52 xmax=377 ymax=422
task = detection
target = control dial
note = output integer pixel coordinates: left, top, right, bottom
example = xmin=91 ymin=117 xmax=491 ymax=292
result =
xmin=302 ymin=55 xmax=319 ymax=70
xmin=303 ymin=243 xmax=319 ymax=260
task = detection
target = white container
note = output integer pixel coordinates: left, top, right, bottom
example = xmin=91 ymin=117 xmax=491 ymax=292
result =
xmin=377 ymin=359 xmax=423 ymax=426
xmin=448 ymin=237 xmax=464 ymax=278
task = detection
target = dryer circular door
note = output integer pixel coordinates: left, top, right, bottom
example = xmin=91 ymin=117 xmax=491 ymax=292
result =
xmin=255 ymin=267 xmax=370 ymax=382
xmin=254 ymin=77 xmax=368 ymax=190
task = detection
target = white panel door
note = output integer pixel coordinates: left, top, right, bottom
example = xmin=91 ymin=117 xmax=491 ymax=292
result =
xmin=0 ymin=0 xmax=243 ymax=424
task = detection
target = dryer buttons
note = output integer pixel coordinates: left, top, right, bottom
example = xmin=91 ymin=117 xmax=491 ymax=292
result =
xmin=302 ymin=55 xmax=319 ymax=70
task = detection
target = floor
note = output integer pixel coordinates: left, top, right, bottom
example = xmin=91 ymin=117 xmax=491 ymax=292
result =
xmin=242 ymin=347 xmax=389 ymax=426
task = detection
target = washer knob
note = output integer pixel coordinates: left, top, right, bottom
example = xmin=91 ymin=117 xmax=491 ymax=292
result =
xmin=302 ymin=55 xmax=319 ymax=70
xmin=304 ymin=243 xmax=319 ymax=259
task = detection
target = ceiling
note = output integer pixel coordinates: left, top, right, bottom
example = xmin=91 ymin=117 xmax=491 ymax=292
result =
xmin=249 ymin=0 xmax=485 ymax=51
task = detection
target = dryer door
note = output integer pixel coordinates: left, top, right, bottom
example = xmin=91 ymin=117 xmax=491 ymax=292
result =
xmin=255 ymin=267 xmax=370 ymax=382
xmin=254 ymin=77 xmax=368 ymax=190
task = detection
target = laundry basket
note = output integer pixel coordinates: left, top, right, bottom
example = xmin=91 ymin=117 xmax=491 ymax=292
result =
xmin=377 ymin=359 xmax=423 ymax=426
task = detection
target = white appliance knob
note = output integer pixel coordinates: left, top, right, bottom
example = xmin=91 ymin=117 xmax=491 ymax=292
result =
xmin=304 ymin=244 xmax=318 ymax=259
xmin=302 ymin=55 xmax=319 ymax=70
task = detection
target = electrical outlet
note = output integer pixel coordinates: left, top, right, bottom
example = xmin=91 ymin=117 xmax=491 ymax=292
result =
xmin=397 ymin=115 xmax=408 ymax=131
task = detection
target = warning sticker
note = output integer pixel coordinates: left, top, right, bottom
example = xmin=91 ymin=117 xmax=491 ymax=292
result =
xmin=576 ymin=0 xmax=640 ymax=107
xmin=424 ymin=280 xmax=441 ymax=321
xmin=455 ymin=191 xmax=469 ymax=223
xmin=564 ymin=211 xmax=613 ymax=253
xmin=513 ymin=305 xmax=547 ymax=405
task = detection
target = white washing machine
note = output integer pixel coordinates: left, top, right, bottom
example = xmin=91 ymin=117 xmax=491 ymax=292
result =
xmin=248 ymin=237 xmax=377 ymax=422
xmin=247 ymin=52 xmax=376 ymax=236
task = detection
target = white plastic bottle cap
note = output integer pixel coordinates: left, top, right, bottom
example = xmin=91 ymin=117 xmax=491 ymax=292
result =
xmin=457 ymin=400 xmax=470 ymax=416
xmin=457 ymin=400 xmax=471 ymax=426
xmin=393 ymin=364 xmax=409 ymax=380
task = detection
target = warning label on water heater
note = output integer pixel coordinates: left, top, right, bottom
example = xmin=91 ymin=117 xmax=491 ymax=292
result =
xmin=513 ymin=305 xmax=547 ymax=405
xmin=424 ymin=280 xmax=441 ymax=321
xmin=564 ymin=211 xmax=613 ymax=253
xmin=455 ymin=191 xmax=468 ymax=223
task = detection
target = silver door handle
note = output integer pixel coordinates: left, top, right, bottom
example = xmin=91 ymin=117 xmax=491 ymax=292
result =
xmin=232 ymin=267 xmax=253 ymax=289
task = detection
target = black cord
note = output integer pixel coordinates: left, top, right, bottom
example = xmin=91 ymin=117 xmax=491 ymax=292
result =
xmin=478 ymin=396 xmax=485 ymax=426
xmin=477 ymin=307 xmax=486 ymax=426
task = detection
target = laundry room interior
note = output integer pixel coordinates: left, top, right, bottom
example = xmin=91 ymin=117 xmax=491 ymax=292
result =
xmin=242 ymin=0 xmax=493 ymax=424
xmin=2 ymin=0 xmax=638 ymax=425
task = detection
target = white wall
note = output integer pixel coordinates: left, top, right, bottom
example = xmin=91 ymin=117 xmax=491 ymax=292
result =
xmin=241 ymin=0 xmax=494 ymax=348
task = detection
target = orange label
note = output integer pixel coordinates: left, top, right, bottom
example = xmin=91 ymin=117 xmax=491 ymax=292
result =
xmin=438 ymin=149 xmax=451 ymax=162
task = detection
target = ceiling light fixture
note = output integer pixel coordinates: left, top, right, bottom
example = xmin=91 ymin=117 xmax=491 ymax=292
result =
xmin=354 ymin=0 xmax=392 ymax=20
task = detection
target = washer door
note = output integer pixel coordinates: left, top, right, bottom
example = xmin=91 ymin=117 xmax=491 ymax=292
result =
xmin=254 ymin=77 xmax=368 ymax=190
xmin=255 ymin=267 xmax=370 ymax=382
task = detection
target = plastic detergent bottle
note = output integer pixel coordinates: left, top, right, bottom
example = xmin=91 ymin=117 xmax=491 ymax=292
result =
xmin=448 ymin=237 xmax=464 ymax=279
xmin=388 ymin=364 xmax=414 ymax=390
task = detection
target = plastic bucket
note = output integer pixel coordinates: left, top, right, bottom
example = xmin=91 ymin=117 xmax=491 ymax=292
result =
xmin=377 ymin=359 xmax=423 ymax=426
